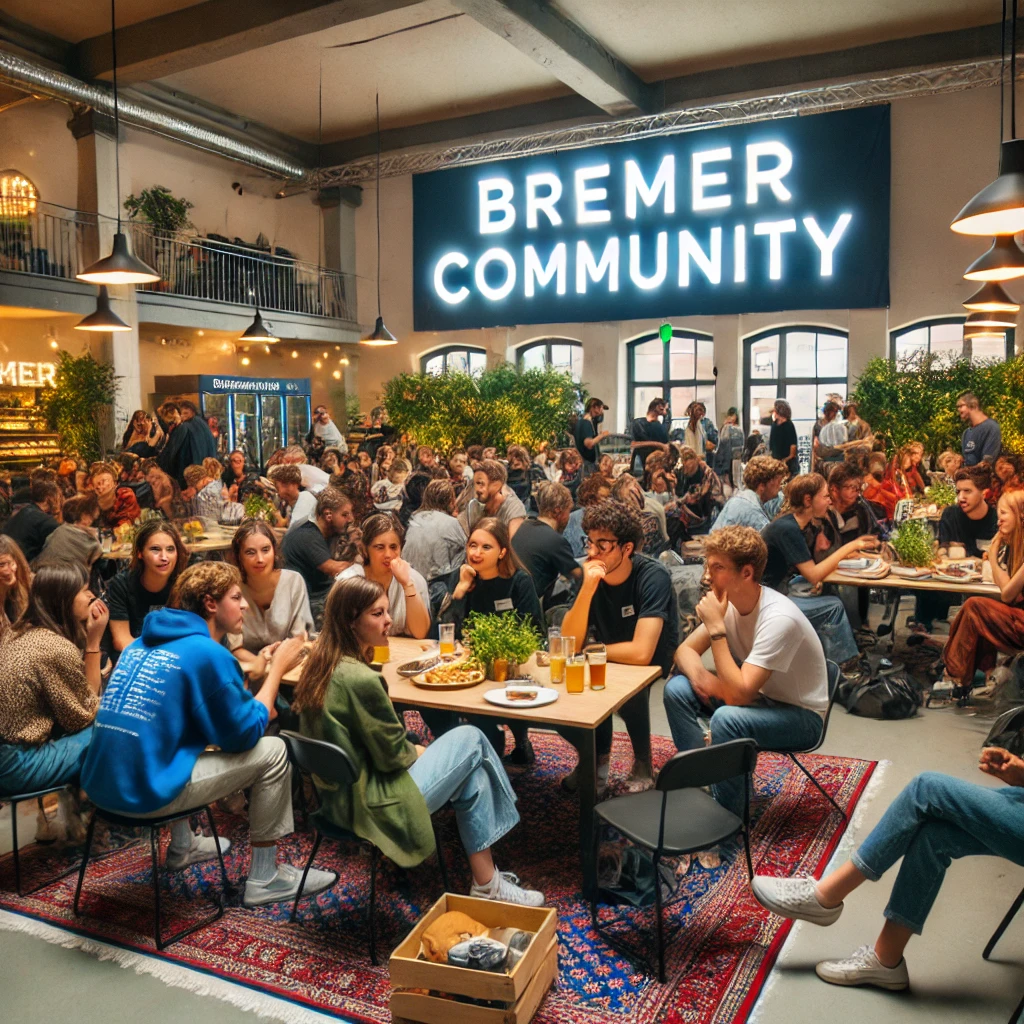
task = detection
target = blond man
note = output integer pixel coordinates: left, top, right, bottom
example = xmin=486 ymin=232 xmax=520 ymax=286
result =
xmin=712 ymin=455 xmax=789 ymax=532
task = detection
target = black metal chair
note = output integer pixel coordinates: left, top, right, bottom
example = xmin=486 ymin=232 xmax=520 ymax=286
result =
xmin=280 ymin=730 xmax=449 ymax=966
xmin=759 ymin=660 xmax=847 ymax=820
xmin=74 ymin=804 xmax=231 ymax=951
xmin=983 ymin=883 xmax=1024 ymax=1023
xmin=2 ymin=785 xmax=84 ymax=896
xmin=590 ymin=737 xmax=758 ymax=983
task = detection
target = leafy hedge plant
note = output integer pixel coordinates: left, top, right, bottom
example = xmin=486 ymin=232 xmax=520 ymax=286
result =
xmin=382 ymin=363 xmax=584 ymax=450
xmin=40 ymin=351 xmax=119 ymax=464
xmin=851 ymin=353 xmax=1024 ymax=457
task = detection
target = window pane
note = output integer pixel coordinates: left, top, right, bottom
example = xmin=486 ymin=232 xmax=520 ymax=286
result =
xmin=748 ymin=385 xmax=777 ymax=427
xmin=817 ymin=384 xmax=846 ymax=417
xmin=469 ymin=351 xmax=487 ymax=376
xmin=817 ymin=334 xmax=847 ymax=377
xmin=549 ymin=344 xmax=572 ymax=372
xmin=970 ymin=334 xmax=1007 ymax=363
xmin=669 ymin=336 xmax=696 ymax=380
xmin=259 ymin=395 xmax=284 ymax=464
xmin=446 ymin=350 xmax=469 ymax=374
xmin=424 ymin=354 xmax=444 ymax=376
xmin=786 ymin=331 xmax=817 ymax=378
xmin=930 ymin=324 xmax=964 ymax=366
xmin=633 ymin=386 xmax=664 ymax=422
xmin=285 ymin=396 xmax=309 ymax=447
xmin=570 ymin=344 xmax=583 ymax=382
xmin=631 ymin=338 xmax=663 ymax=382
xmin=669 ymin=385 xmax=696 ymax=434
xmin=519 ymin=345 xmax=545 ymax=372
xmin=695 ymin=383 xmax=716 ymax=425
xmin=786 ymin=384 xmax=818 ymax=424
xmin=696 ymin=340 xmax=715 ymax=380
xmin=894 ymin=327 xmax=927 ymax=364
xmin=233 ymin=394 xmax=259 ymax=468
xmin=750 ymin=335 xmax=778 ymax=379
xmin=202 ymin=393 xmax=230 ymax=456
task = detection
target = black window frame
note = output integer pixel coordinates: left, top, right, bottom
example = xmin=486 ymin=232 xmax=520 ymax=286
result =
xmin=742 ymin=325 xmax=849 ymax=435
xmin=515 ymin=338 xmax=583 ymax=379
xmin=419 ymin=344 xmax=488 ymax=376
xmin=889 ymin=315 xmax=1014 ymax=364
xmin=626 ymin=328 xmax=716 ymax=429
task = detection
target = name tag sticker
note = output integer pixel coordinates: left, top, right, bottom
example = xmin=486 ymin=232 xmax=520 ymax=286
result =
xmin=495 ymin=598 xmax=514 ymax=611
xmin=621 ymin=604 xmax=635 ymax=618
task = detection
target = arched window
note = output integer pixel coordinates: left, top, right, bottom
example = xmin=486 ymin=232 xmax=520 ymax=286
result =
xmin=627 ymin=329 xmax=715 ymax=433
xmin=516 ymin=338 xmax=583 ymax=380
xmin=420 ymin=345 xmax=487 ymax=376
xmin=0 ymin=170 xmax=38 ymax=218
xmin=743 ymin=327 xmax=849 ymax=464
xmin=890 ymin=316 xmax=1014 ymax=365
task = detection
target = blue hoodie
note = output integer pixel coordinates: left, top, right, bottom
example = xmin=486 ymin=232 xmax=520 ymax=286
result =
xmin=81 ymin=607 xmax=269 ymax=815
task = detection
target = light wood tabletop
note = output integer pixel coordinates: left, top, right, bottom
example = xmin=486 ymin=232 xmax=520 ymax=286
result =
xmin=824 ymin=570 xmax=998 ymax=597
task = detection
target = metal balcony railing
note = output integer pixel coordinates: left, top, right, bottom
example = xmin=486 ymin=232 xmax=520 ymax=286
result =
xmin=129 ymin=224 xmax=354 ymax=320
xmin=0 ymin=203 xmax=88 ymax=280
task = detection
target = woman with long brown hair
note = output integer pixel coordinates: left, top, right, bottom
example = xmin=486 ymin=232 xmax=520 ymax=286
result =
xmin=0 ymin=535 xmax=30 ymax=633
xmin=293 ymin=576 xmax=543 ymax=906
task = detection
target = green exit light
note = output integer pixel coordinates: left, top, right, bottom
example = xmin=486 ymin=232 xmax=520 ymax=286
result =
xmin=659 ymin=322 xmax=673 ymax=343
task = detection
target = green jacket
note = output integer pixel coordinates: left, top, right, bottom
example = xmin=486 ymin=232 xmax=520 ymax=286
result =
xmin=300 ymin=657 xmax=435 ymax=868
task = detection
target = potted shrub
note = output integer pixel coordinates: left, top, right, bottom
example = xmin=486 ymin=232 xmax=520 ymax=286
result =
xmin=462 ymin=611 xmax=542 ymax=680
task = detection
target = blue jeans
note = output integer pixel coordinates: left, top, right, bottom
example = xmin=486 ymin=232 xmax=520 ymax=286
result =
xmin=852 ymin=772 xmax=1024 ymax=934
xmin=0 ymin=726 xmax=94 ymax=797
xmin=791 ymin=594 xmax=859 ymax=664
xmin=663 ymin=676 xmax=823 ymax=813
xmin=408 ymin=725 xmax=520 ymax=855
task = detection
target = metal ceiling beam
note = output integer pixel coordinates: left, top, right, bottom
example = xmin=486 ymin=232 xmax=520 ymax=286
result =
xmin=451 ymin=0 xmax=660 ymax=116
xmin=72 ymin=0 xmax=425 ymax=83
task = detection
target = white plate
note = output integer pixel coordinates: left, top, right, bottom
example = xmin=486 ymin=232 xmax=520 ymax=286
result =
xmin=483 ymin=686 xmax=559 ymax=709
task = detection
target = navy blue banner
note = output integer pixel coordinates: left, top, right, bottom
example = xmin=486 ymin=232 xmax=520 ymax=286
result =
xmin=413 ymin=105 xmax=890 ymax=330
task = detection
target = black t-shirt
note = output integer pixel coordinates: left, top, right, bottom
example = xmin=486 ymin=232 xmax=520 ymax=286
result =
xmin=2 ymin=503 xmax=58 ymax=562
xmin=575 ymin=417 xmax=599 ymax=464
xmin=586 ymin=553 xmax=679 ymax=677
xmin=281 ymin=520 xmax=335 ymax=607
xmin=103 ymin=568 xmax=175 ymax=662
xmin=443 ymin=569 xmax=545 ymax=640
xmin=630 ymin=417 xmax=668 ymax=473
xmin=510 ymin=519 xmax=579 ymax=602
xmin=762 ymin=513 xmax=813 ymax=593
xmin=938 ymin=504 xmax=997 ymax=557
xmin=770 ymin=419 xmax=800 ymax=474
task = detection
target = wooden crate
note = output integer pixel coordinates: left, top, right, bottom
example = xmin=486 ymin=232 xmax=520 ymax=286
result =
xmin=389 ymin=893 xmax=558 ymax=1023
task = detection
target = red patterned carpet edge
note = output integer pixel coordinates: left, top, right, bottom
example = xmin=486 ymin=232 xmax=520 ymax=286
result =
xmin=0 ymin=734 xmax=877 ymax=1024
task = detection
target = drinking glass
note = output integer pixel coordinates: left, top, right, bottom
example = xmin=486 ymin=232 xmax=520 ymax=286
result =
xmin=549 ymin=635 xmax=570 ymax=684
xmin=547 ymin=626 xmax=561 ymax=651
xmin=372 ymin=644 xmax=390 ymax=665
xmin=439 ymin=623 xmax=456 ymax=659
xmin=587 ymin=643 xmax=607 ymax=691
xmin=565 ymin=652 xmax=585 ymax=694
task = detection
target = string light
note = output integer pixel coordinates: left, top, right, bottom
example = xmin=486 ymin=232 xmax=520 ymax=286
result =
xmin=241 ymin=356 xmax=251 ymax=366
xmin=314 ymin=360 xmax=322 ymax=369
xmin=332 ymin=369 xmax=341 ymax=379
xmin=291 ymin=350 xmax=298 ymax=358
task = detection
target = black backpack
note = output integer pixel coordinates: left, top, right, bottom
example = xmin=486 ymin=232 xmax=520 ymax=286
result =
xmin=840 ymin=654 xmax=920 ymax=720
xmin=983 ymin=706 xmax=1024 ymax=756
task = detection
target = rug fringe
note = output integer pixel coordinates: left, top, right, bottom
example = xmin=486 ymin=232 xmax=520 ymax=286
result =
xmin=0 ymin=909 xmax=347 ymax=1024
xmin=745 ymin=758 xmax=891 ymax=1024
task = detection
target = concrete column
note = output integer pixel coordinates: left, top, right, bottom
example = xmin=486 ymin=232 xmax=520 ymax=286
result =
xmin=318 ymin=186 xmax=361 ymax=323
xmin=69 ymin=110 xmax=142 ymax=437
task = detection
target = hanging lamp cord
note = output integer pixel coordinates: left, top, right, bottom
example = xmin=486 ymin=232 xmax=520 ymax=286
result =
xmin=1013 ymin=0 xmax=1018 ymax=140
xmin=1002 ymin=0 xmax=1007 ymax=142
xmin=110 ymin=0 xmax=122 ymax=232
xmin=376 ymin=91 xmax=382 ymax=318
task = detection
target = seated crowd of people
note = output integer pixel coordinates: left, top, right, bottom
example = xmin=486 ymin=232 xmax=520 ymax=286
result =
xmin=1 ymin=389 xmax=1023 ymax=996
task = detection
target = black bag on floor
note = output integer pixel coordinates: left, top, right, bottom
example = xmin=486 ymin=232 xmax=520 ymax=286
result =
xmin=840 ymin=655 xmax=920 ymax=719
xmin=983 ymin=706 xmax=1024 ymax=756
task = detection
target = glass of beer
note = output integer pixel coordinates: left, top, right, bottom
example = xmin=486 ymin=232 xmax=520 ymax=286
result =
xmin=565 ymin=653 xmax=585 ymax=694
xmin=588 ymin=643 xmax=607 ymax=690
xmin=372 ymin=644 xmax=390 ymax=665
xmin=439 ymin=623 xmax=456 ymax=659
xmin=550 ymin=635 xmax=570 ymax=684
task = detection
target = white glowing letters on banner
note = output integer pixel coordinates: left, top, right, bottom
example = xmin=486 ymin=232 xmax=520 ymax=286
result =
xmin=0 ymin=362 xmax=56 ymax=387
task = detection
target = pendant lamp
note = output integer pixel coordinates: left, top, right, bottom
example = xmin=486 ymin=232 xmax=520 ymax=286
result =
xmin=963 ymin=281 xmax=1020 ymax=311
xmin=952 ymin=0 xmax=1024 ymax=235
xmin=964 ymin=310 xmax=1017 ymax=331
xmin=963 ymin=235 xmax=1024 ymax=281
xmin=361 ymin=93 xmax=397 ymax=346
xmin=75 ymin=286 xmax=131 ymax=331
xmin=239 ymin=309 xmax=279 ymax=343
xmin=76 ymin=0 xmax=160 ymax=285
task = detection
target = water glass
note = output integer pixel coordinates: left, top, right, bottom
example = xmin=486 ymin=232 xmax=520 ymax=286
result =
xmin=550 ymin=635 xmax=570 ymax=684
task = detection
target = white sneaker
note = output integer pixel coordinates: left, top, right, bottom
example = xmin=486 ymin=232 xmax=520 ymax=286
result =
xmin=816 ymin=944 xmax=910 ymax=990
xmin=166 ymin=833 xmax=231 ymax=870
xmin=751 ymin=875 xmax=843 ymax=925
xmin=242 ymin=862 xmax=338 ymax=908
xmin=470 ymin=867 xmax=545 ymax=907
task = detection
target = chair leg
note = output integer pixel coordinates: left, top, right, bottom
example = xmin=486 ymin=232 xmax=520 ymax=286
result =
xmin=10 ymin=797 xmax=20 ymax=896
xmin=790 ymin=754 xmax=847 ymax=820
xmin=589 ymin=812 xmax=599 ymax=932
xmin=653 ymin=852 xmax=666 ymax=984
xmin=369 ymin=845 xmax=379 ymax=967
xmin=290 ymin=831 xmax=324 ymax=924
xmin=432 ymin=821 xmax=449 ymax=894
xmin=743 ymin=829 xmax=754 ymax=880
xmin=984 ymin=885 xmax=1024 ymax=961
xmin=204 ymin=807 xmax=230 ymax=897
xmin=1006 ymin=987 xmax=1024 ymax=1024
xmin=72 ymin=812 xmax=98 ymax=916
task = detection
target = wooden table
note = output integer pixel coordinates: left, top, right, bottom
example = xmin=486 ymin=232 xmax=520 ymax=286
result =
xmin=102 ymin=531 xmax=237 ymax=559
xmin=285 ymin=636 xmax=663 ymax=895
xmin=825 ymin=570 xmax=998 ymax=598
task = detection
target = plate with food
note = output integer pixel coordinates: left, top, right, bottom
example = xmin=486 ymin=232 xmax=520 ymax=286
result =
xmin=931 ymin=563 xmax=982 ymax=583
xmin=484 ymin=684 xmax=559 ymax=709
xmin=412 ymin=659 xmax=486 ymax=689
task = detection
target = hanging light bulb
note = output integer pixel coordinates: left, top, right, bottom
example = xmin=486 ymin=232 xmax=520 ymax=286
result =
xmin=340 ymin=356 xmax=350 ymax=366
xmin=362 ymin=92 xmax=397 ymax=347
xmin=76 ymin=0 xmax=160 ymax=286
xmin=322 ymin=351 xmax=329 ymax=359
xmin=75 ymin=286 xmax=131 ymax=331
xmin=291 ymin=350 xmax=298 ymax=358
xmin=239 ymin=310 xmax=279 ymax=343
xmin=963 ymin=235 xmax=1024 ymax=281
xmin=963 ymin=281 xmax=1020 ymax=312
xmin=332 ymin=369 xmax=341 ymax=379
xmin=263 ymin=344 xmax=271 ymax=354
xmin=314 ymin=360 xmax=322 ymax=369
xmin=241 ymin=356 xmax=251 ymax=366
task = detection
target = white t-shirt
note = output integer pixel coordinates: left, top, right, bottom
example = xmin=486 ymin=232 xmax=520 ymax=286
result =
xmin=819 ymin=419 xmax=848 ymax=448
xmin=298 ymin=463 xmax=331 ymax=494
xmin=336 ymin=563 xmax=429 ymax=637
xmin=286 ymin=489 xmax=318 ymax=532
xmin=313 ymin=419 xmax=344 ymax=447
xmin=723 ymin=586 xmax=828 ymax=715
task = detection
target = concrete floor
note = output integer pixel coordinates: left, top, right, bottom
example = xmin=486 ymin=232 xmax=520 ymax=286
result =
xmin=3 ymin=625 xmax=1024 ymax=1023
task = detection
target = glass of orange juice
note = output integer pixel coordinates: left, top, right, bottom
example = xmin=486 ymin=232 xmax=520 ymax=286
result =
xmin=550 ymin=635 xmax=570 ymax=684
xmin=372 ymin=644 xmax=390 ymax=665
xmin=565 ymin=653 xmax=585 ymax=694
xmin=439 ymin=623 xmax=456 ymax=659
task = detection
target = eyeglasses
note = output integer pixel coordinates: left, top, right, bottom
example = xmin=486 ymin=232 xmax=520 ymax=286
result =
xmin=586 ymin=538 xmax=620 ymax=555
xmin=0 ymin=558 xmax=17 ymax=571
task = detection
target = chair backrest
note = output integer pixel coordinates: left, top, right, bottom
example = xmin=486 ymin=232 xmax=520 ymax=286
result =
xmin=279 ymin=730 xmax=357 ymax=787
xmin=656 ymin=738 xmax=758 ymax=792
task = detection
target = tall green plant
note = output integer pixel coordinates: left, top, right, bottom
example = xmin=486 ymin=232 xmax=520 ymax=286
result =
xmin=382 ymin=363 xmax=583 ymax=450
xmin=123 ymin=185 xmax=194 ymax=233
xmin=40 ymin=352 xmax=118 ymax=463
xmin=851 ymin=353 xmax=1024 ymax=456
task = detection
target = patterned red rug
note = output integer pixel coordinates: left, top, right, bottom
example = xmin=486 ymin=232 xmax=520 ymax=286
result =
xmin=0 ymin=732 xmax=875 ymax=1024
